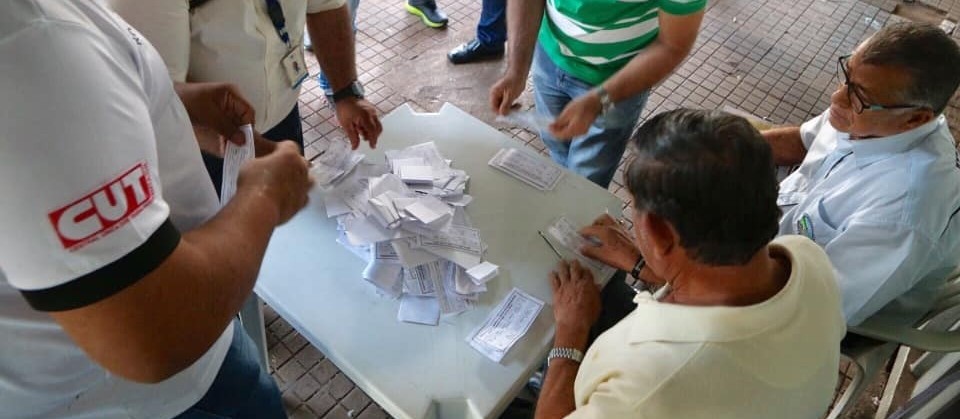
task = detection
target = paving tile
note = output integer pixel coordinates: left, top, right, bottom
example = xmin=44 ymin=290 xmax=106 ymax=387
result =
xmin=307 ymin=392 xmax=338 ymax=417
xmin=357 ymin=404 xmax=391 ymax=419
xmin=326 ymin=372 xmax=356 ymax=400
xmin=341 ymin=387 xmax=373 ymax=413
xmin=323 ymin=405 xmax=351 ymax=419
xmin=310 ymin=358 xmax=342 ymax=385
xmin=294 ymin=344 xmax=325 ymax=370
xmin=290 ymin=371 xmax=323 ymax=401
xmin=276 ymin=356 xmax=308 ymax=385
xmin=290 ymin=405 xmax=317 ymax=419
xmin=269 ymin=343 xmax=292 ymax=370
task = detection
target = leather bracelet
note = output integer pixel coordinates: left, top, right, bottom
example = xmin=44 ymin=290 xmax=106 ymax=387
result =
xmin=630 ymin=257 xmax=646 ymax=280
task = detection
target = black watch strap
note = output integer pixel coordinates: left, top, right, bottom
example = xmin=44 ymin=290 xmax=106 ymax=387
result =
xmin=630 ymin=257 xmax=646 ymax=280
xmin=332 ymin=81 xmax=364 ymax=102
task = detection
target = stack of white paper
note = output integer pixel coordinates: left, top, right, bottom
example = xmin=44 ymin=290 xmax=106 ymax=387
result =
xmin=466 ymin=262 xmax=499 ymax=284
xmin=311 ymin=137 xmax=365 ymax=186
xmin=488 ymin=148 xmax=564 ymax=191
xmin=321 ymin=142 xmax=500 ymax=324
xmin=545 ymin=216 xmax=617 ymax=286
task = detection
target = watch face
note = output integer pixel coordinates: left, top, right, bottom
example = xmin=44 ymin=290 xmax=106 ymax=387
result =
xmin=352 ymin=81 xmax=365 ymax=97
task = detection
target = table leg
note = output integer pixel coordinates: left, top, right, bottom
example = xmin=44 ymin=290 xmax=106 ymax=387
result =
xmin=239 ymin=294 xmax=270 ymax=372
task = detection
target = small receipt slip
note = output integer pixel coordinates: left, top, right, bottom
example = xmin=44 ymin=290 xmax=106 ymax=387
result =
xmin=467 ymin=288 xmax=544 ymax=363
xmin=488 ymin=148 xmax=563 ymax=191
xmin=220 ymin=124 xmax=255 ymax=206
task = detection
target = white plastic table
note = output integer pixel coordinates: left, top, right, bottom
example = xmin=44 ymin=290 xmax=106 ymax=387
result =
xmin=255 ymin=103 xmax=623 ymax=419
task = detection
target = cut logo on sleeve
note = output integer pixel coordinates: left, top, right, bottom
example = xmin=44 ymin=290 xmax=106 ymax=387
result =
xmin=48 ymin=162 xmax=155 ymax=251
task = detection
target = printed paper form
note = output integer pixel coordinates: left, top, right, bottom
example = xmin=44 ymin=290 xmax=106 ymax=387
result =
xmin=220 ymin=124 xmax=255 ymax=206
xmin=488 ymin=148 xmax=563 ymax=191
xmin=418 ymin=225 xmax=483 ymax=254
xmin=467 ymin=288 xmax=545 ymax=363
xmin=545 ymin=216 xmax=617 ymax=285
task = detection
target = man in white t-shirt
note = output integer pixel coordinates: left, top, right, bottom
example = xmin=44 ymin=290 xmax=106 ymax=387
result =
xmin=0 ymin=1 xmax=311 ymax=417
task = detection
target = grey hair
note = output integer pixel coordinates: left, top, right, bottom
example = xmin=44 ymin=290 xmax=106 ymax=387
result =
xmin=859 ymin=22 xmax=960 ymax=114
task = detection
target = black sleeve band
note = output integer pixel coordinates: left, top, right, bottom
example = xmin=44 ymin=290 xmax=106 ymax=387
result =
xmin=21 ymin=219 xmax=181 ymax=312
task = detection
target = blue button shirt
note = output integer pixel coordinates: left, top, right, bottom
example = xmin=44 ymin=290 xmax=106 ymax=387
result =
xmin=779 ymin=111 xmax=960 ymax=325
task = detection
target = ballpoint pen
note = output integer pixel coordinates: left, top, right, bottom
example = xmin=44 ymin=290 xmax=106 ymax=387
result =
xmin=537 ymin=230 xmax=563 ymax=260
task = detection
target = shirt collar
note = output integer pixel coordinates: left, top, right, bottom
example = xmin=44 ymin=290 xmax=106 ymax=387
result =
xmin=844 ymin=115 xmax=944 ymax=168
xmin=626 ymin=242 xmax=802 ymax=344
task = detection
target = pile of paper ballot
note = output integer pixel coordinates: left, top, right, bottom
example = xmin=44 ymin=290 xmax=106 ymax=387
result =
xmin=314 ymin=140 xmax=499 ymax=326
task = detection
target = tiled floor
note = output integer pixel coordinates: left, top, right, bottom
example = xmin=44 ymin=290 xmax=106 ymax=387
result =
xmin=268 ymin=0 xmax=960 ymax=417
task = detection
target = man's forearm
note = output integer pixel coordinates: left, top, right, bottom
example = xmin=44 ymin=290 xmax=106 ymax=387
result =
xmin=505 ymin=0 xmax=545 ymax=77
xmin=602 ymin=11 xmax=703 ymax=102
xmin=307 ymin=6 xmax=357 ymax=92
xmin=52 ymin=186 xmax=281 ymax=383
xmin=762 ymin=126 xmax=807 ymax=166
xmin=535 ymin=326 xmax=590 ymax=419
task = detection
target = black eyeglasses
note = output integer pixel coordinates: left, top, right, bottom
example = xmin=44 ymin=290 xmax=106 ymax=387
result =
xmin=837 ymin=55 xmax=922 ymax=114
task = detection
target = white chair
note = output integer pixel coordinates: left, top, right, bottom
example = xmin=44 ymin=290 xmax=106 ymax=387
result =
xmin=826 ymin=269 xmax=960 ymax=419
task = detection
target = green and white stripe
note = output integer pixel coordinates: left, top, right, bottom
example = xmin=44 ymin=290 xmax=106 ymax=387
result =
xmin=538 ymin=0 xmax=706 ymax=85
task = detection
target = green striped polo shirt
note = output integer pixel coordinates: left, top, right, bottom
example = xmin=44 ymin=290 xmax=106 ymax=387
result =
xmin=538 ymin=0 xmax=707 ymax=85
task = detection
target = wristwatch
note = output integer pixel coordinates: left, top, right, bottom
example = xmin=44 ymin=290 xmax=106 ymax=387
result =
xmin=548 ymin=347 xmax=584 ymax=367
xmin=630 ymin=257 xmax=646 ymax=280
xmin=594 ymin=85 xmax=615 ymax=115
xmin=332 ymin=80 xmax=365 ymax=103
xmin=626 ymin=257 xmax=647 ymax=294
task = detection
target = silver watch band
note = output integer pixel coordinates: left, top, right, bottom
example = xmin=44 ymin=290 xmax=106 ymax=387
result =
xmin=595 ymin=86 xmax=615 ymax=115
xmin=548 ymin=347 xmax=585 ymax=367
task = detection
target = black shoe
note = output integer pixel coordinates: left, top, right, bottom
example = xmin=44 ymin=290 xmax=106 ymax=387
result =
xmin=405 ymin=0 xmax=448 ymax=28
xmin=447 ymin=39 xmax=505 ymax=64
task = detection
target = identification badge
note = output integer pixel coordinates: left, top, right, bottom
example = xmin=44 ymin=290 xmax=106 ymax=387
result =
xmin=281 ymin=45 xmax=308 ymax=89
xmin=796 ymin=214 xmax=815 ymax=240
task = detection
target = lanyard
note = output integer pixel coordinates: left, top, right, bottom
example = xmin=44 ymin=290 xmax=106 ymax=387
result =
xmin=264 ymin=0 xmax=292 ymax=47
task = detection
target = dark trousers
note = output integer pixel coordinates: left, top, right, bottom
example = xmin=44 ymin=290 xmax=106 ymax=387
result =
xmin=202 ymin=105 xmax=305 ymax=195
xmin=175 ymin=322 xmax=285 ymax=418
xmin=477 ymin=0 xmax=507 ymax=46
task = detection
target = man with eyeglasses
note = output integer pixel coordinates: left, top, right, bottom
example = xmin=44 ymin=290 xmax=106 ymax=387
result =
xmin=760 ymin=22 xmax=960 ymax=326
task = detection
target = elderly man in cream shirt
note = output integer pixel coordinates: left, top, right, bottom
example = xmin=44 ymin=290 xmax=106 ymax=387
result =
xmin=544 ymin=109 xmax=846 ymax=418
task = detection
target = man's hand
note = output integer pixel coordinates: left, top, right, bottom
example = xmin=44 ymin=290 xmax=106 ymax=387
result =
xmin=334 ymin=98 xmax=382 ymax=150
xmin=550 ymin=260 xmax=601 ymax=336
xmin=238 ymin=141 xmax=313 ymax=225
xmin=578 ymin=213 xmax=642 ymax=272
xmin=549 ymin=91 xmax=601 ymax=140
xmin=175 ymin=82 xmax=255 ymax=146
xmin=490 ymin=72 xmax=527 ymax=116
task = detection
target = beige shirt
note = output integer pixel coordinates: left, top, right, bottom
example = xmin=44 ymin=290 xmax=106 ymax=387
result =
xmin=110 ymin=0 xmax=345 ymax=131
xmin=568 ymin=235 xmax=846 ymax=419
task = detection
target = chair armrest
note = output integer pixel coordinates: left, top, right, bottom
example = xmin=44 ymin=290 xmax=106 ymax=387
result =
xmin=851 ymin=314 xmax=960 ymax=353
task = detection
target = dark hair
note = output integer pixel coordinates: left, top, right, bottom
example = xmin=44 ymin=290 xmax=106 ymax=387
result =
xmin=859 ymin=22 xmax=960 ymax=114
xmin=626 ymin=109 xmax=780 ymax=266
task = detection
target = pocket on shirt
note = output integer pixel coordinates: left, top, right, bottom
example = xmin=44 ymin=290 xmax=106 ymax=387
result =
xmin=797 ymin=200 xmax=841 ymax=244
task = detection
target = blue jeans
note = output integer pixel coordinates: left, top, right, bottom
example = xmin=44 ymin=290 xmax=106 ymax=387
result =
xmin=477 ymin=0 xmax=506 ymax=46
xmin=318 ymin=0 xmax=362 ymax=96
xmin=176 ymin=321 xmax=284 ymax=419
xmin=532 ymin=44 xmax=649 ymax=188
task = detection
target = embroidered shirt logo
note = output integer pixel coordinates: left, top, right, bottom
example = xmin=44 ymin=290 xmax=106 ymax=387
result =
xmin=48 ymin=162 xmax=155 ymax=250
xmin=796 ymin=214 xmax=815 ymax=240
